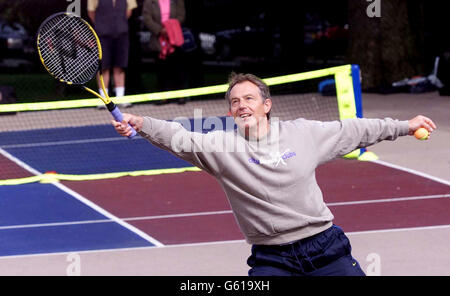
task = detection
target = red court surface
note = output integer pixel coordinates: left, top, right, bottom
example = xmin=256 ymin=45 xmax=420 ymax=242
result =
xmin=62 ymin=158 xmax=450 ymax=246
xmin=0 ymin=154 xmax=34 ymax=180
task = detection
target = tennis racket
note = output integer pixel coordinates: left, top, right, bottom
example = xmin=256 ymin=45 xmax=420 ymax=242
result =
xmin=36 ymin=12 xmax=136 ymax=138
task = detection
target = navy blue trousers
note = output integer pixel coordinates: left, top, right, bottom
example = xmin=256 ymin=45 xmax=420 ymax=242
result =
xmin=247 ymin=225 xmax=365 ymax=276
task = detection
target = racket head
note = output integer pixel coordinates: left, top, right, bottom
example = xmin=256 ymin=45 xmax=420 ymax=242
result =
xmin=36 ymin=12 xmax=102 ymax=85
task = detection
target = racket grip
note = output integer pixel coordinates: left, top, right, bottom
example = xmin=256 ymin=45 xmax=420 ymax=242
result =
xmin=109 ymin=104 xmax=137 ymax=138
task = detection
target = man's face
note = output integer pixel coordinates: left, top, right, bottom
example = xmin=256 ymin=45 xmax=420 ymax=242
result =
xmin=229 ymin=81 xmax=271 ymax=130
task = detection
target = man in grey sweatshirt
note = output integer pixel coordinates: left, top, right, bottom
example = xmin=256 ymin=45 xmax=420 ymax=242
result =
xmin=112 ymin=73 xmax=437 ymax=276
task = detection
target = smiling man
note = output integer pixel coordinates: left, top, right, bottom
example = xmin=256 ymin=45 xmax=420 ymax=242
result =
xmin=226 ymin=74 xmax=272 ymax=140
xmin=112 ymin=73 xmax=436 ymax=276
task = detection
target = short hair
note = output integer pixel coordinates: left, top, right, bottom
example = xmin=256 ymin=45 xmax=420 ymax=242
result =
xmin=225 ymin=73 xmax=271 ymax=119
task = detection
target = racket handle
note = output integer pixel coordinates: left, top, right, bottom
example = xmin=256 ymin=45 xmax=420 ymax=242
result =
xmin=109 ymin=104 xmax=137 ymax=138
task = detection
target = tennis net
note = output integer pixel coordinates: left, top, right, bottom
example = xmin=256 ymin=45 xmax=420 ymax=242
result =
xmin=0 ymin=64 xmax=365 ymax=185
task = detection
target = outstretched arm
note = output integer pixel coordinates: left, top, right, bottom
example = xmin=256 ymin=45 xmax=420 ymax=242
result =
xmin=111 ymin=114 xmax=224 ymax=176
xmin=298 ymin=115 xmax=437 ymax=165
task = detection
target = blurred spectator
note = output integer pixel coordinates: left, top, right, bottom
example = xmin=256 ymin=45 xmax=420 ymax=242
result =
xmin=142 ymin=0 xmax=187 ymax=104
xmin=87 ymin=0 xmax=137 ymax=106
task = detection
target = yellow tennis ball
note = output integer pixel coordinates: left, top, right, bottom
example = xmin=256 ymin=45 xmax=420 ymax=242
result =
xmin=414 ymin=128 xmax=429 ymax=140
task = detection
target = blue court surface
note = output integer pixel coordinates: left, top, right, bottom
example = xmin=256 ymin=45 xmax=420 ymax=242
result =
xmin=0 ymin=183 xmax=154 ymax=256
xmin=0 ymin=118 xmax=233 ymax=257
xmin=1 ymin=125 xmax=188 ymax=175
xmin=0 ymin=117 xmax=233 ymax=175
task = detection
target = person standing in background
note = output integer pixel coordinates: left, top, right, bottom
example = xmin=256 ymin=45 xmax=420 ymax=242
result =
xmin=88 ymin=0 xmax=137 ymax=106
xmin=142 ymin=0 xmax=187 ymax=104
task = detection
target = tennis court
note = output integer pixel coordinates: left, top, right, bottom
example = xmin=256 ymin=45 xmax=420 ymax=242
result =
xmin=0 ymin=68 xmax=449 ymax=275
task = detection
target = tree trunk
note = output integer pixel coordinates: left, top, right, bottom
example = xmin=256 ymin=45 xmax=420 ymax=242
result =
xmin=347 ymin=0 xmax=425 ymax=91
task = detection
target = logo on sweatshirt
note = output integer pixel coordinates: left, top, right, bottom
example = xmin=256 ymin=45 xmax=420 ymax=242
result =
xmin=248 ymin=149 xmax=297 ymax=167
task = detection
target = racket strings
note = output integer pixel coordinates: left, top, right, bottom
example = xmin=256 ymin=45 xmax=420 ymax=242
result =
xmin=44 ymin=19 xmax=97 ymax=82
xmin=38 ymin=14 xmax=100 ymax=84
xmin=41 ymin=17 xmax=97 ymax=79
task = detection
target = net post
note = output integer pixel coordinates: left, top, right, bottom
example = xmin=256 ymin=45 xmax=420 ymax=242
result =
xmin=351 ymin=64 xmax=366 ymax=156
xmin=334 ymin=65 xmax=362 ymax=159
xmin=334 ymin=65 xmax=357 ymax=120
xmin=351 ymin=64 xmax=363 ymax=119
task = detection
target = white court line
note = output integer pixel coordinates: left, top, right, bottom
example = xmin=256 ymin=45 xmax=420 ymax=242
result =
xmin=0 ymin=210 xmax=234 ymax=230
xmin=3 ymin=193 xmax=449 ymax=231
xmin=51 ymin=182 xmax=164 ymax=247
xmin=0 ymin=148 xmax=42 ymax=176
xmin=0 ymin=148 xmax=164 ymax=247
xmin=326 ymin=193 xmax=449 ymax=207
xmin=165 ymin=224 xmax=450 ymax=249
xmin=0 ymin=219 xmax=111 ymax=230
xmin=123 ymin=210 xmax=233 ymax=222
xmin=373 ymin=159 xmax=450 ymax=186
xmin=346 ymin=224 xmax=450 ymax=236
xmin=162 ymin=224 xmax=450 ymax=249
xmin=2 ymin=224 xmax=450 ymax=259
xmin=0 ymin=137 xmax=128 ymax=149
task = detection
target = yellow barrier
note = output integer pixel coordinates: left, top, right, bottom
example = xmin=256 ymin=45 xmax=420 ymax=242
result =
xmin=0 ymin=167 xmax=201 ymax=186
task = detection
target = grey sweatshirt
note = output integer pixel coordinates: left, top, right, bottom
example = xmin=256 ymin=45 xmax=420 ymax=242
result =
xmin=138 ymin=116 xmax=410 ymax=245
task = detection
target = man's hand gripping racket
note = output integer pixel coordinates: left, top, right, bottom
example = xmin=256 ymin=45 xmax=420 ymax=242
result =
xmin=112 ymin=113 xmax=143 ymax=138
xmin=36 ymin=12 xmax=136 ymax=138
